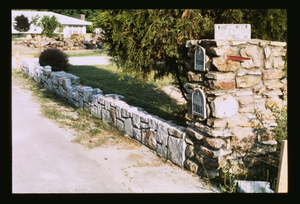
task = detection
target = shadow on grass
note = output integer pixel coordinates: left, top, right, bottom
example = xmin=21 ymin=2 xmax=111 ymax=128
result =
xmin=67 ymin=65 xmax=187 ymax=126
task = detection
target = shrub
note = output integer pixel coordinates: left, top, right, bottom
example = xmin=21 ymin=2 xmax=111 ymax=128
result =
xmin=14 ymin=14 xmax=31 ymax=33
xmin=39 ymin=49 xmax=70 ymax=72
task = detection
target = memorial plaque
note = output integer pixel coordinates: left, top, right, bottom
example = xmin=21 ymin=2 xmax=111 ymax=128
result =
xmin=214 ymin=24 xmax=251 ymax=40
xmin=192 ymin=88 xmax=206 ymax=119
xmin=194 ymin=45 xmax=206 ymax=71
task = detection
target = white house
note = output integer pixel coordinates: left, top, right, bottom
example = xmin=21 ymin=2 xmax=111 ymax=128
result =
xmin=12 ymin=10 xmax=93 ymax=38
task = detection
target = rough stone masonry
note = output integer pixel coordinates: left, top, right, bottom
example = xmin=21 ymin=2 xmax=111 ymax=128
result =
xmin=19 ymin=37 xmax=287 ymax=179
xmin=185 ymin=39 xmax=287 ymax=177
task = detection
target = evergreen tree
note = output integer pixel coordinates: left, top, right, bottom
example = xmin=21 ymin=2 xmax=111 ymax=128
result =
xmin=94 ymin=9 xmax=287 ymax=101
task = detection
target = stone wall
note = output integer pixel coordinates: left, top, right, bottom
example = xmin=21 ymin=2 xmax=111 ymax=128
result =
xmin=19 ymin=60 xmax=187 ymax=168
xmin=19 ymin=37 xmax=287 ymax=178
xmin=184 ymin=39 xmax=287 ymax=177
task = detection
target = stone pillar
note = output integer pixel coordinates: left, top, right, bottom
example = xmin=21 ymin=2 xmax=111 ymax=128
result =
xmin=185 ymin=39 xmax=287 ymax=177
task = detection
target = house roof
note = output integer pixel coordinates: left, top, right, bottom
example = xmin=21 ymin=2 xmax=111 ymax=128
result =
xmin=12 ymin=10 xmax=93 ymax=26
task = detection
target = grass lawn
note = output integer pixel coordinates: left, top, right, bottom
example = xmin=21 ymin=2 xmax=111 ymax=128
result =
xmin=67 ymin=64 xmax=187 ymax=126
xmin=65 ymin=49 xmax=108 ymax=57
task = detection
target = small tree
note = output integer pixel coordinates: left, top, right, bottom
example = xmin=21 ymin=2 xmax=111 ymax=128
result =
xmin=14 ymin=14 xmax=31 ymax=33
xmin=32 ymin=15 xmax=63 ymax=38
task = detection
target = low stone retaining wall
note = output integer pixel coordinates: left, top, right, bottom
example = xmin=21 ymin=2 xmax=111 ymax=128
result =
xmin=19 ymin=60 xmax=187 ymax=168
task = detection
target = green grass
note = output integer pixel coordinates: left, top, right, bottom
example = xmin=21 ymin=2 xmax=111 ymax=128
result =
xmin=67 ymin=64 xmax=187 ymax=126
xmin=65 ymin=49 xmax=108 ymax=57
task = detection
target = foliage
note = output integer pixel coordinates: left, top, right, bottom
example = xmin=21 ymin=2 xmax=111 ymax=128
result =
xmin=14 ymin=14 xmax=31 ymax=33
xmin=95 ymin=9 xmax=287 ymax=100
xmin=39 ymin=49 xmax=70 ymax=71
xmin=31 ymin=15 xmax=63 ymax=38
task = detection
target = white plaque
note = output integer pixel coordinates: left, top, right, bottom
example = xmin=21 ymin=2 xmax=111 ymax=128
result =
xmin=214 ymin=24 xmax=251 ymax=40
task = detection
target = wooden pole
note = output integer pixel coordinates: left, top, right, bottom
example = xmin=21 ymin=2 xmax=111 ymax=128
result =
xmin=275 ymin=140 xmax=288 ymax=193
xmin=38 ymin=35 xmax=41 ymax=57
xmin=16 ymin=50 xmax=20 ymax=72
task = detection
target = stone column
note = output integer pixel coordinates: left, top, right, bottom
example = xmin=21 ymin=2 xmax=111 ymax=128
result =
xmin=184 ymin=39 xmax=287 ymax=177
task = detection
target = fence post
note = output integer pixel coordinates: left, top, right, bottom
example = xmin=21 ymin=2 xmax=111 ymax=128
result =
xmin=38 ymin=35 xmax=41 ymax=57
xmin=16 ymin=50 xmax=20 ymax=72
xmin=275 ymin=140 xmax=288 ymax=193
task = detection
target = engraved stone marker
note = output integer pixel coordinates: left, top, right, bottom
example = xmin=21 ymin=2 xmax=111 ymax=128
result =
xmin=214 ymin=24 xmax=251 ymax=40
xmin=192 ymin=88 xmax=206 ymax=119
xmin=194 ymin=45 xmax=206 ymax=71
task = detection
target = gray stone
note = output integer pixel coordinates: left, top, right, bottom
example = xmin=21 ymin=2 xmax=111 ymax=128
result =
xmin=168 ymin=125 xmax=186 ymax=138
xmin=97 ymin=104 xmax=103 ymax=119
xmin=186 ymin=126 xmax=205 ymax=140
xmin=124 ymin=118 xmax=133 ymax=137
xmin=70 ymin=75 xmax=80 ymax=86
xmin=168 ymin=136 xmax=186 ymax=167
xmin=116 ymin=119 xmax=125 ymax=131
xmin=148 ymin=116 xmax=162 ymax=130
xmin=156 ymin=143 xmax=168 ymax=158
xmin=142 ymin=129 xmax=157 ymax=150
xmin=234 ymin=180 xmax=274 ymax=193
xmin=90 ymin=105 xmax=98 ymax=116
xmin=185 ymin=159 xmax=199 ymax=174
xmin=140 ymin=122 xmax=150 ymax=129
xmin=102 ymin=109 xmax=111 ymax=124
xmin=156 ymin=122 xmax=170 ymax=146
xmin=133 ymin=128 xmax=142 ymax=142
xmin=115 ymin=101 xmax=130 ymax=120
xmin=211 ymin=94 xmax=238 ymax=118
xmin=92 ymin=94 xmax=103 ymax=105
xmin=185 ymin=145 xmax=194 ymax=158
xmin=132 ymin=111 xmax=142 ymax=128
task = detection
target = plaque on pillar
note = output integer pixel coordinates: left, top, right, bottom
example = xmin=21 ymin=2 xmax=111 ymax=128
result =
xmin=192 ymin=88 xmax=206 ymax=119
xmin=194 ymin=45 xmax=206 ymax=71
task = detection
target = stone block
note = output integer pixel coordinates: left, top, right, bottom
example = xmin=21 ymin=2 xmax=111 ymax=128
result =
xmin=168 ymin=136 xmax=186 ymax=167
xmin=185 ymin=159 xmax=199 ymax=174
xmin=212 ymin=57 xmax=240 ymax=72
xmin=140 ymin=122 xmax=150 ymax=129
xmin=97 ymin=104 xmax=103 ymax=119
xmin=206 ymin=118 xmax=227 ymax=128
xmin=236 ymin=76 xmax=261 ymax=88
xmin=124 ymin=118 xmax=133 ymax=137
xmin=91 ymin=94 xmax=103 ymax=105
xmin=185 ymin=145 xmax=194 ymax=158
xmin=205 ymin=137 xmax=226 ymax=149
xmin=62 ymin=78 xmax=72 ymax=91
xmin=156 ymin=143 xmax=168 ymax=158
xmin=273 ymin=58 xmax=285 ymax=69
xmin=231 ymin=127 xmax=256 ymax=153
xmin=70 ymin=75 xmax=80 ymax=86
xmin=206 ymin=79 xmax=235 ymax=90
xmin=262 ymin=90 xmax=283 ymax=98
xmin=186 ymin=126 xmax=205 ymax=140
xmin=240 ymin=45 xmax=262 ymax=68
xmin=267 ymin=41 xmax=286 ymax=47
xmin=264 ymin=80 xmax=284 ymax=90
xmin=142 ymin=129 xmax=157 ymax=150
xmin=90 ymin=105 xmax=98 ymax=116
xmin=116 ymin=119 xmax=125 ymax=131
xmin=156 ymin=122 xmax=170 ymax=146
xmin=210 ymin=94 xmax=238 ymax=118
xmin=168 ymin=125 xmax=186 ymax=138
xmin=209 ymin=47 xmax=237 ymax=56
xmin=187 ymin=71 xmax=203 ymax=83
xmin=115 ymin=101 xmax=130 ymax=120
xmin=264 ymin=46 xmax=271 ymax=59
xmin=148 ymin=116 xmax=162 ymax=130
xmin=238 ymin=96 xmax=254 ymax=105
xmin=132 ymin=111 xmax=141 ymax=128
xmin=133 ymin=128 xmax=142 ymax=142
xmin=102 ymin=109 xmax=111 ymax=124
xmin=235 ymin=90 xmax=253 ymax=96
xmin=205 ymin=72 xmax=235 ymax=80
xmin=262 ymin=70 xmax=285 ymax=80
xmin=194 ymin=122 xmax=232 ymax=137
